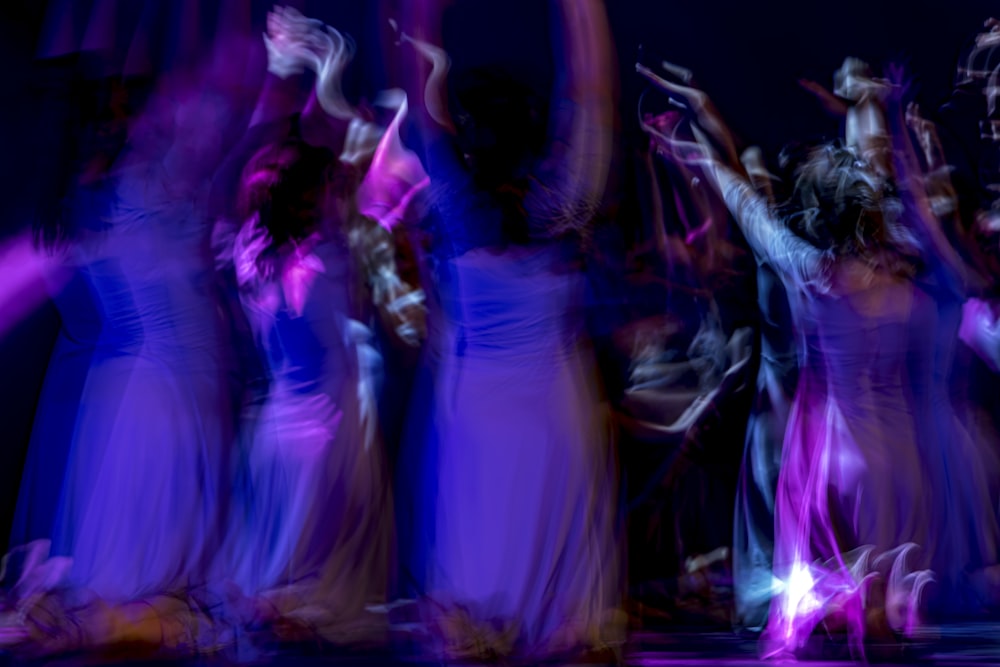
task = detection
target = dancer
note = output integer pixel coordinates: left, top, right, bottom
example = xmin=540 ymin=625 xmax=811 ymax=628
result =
xmin=8 ymin=57 xmax=127 ymax=559
xmin=221 ymin=129 xmax=393 ymax=647
xmin=214 ymin=11 xmax=423 ymax=648
xmin=2 ymin=68 xmax=239 ymax=658
xmin=644 ymin=62 xmax=999 ymax=658
xmin=393 ymin=0 xmax=624 ymax=660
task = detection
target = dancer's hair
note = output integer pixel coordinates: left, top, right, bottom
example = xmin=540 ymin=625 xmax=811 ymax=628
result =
xmin=778 ymin=142 xmax=921 ymax=276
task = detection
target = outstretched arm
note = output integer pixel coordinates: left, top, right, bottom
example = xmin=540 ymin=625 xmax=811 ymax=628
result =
xmin=0 ymin=232 xmax=70 ymax=341
xmin=648 ymin=103 xmax=829 ymax=293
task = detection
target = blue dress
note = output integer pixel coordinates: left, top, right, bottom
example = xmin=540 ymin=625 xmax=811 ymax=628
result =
xmin=413 ymin=135 xmax=623 ymax=658
xmin=49 ymin=160 xmax=233 ymax=604
xmin=222 ymin=236 xmax=392 ymax=639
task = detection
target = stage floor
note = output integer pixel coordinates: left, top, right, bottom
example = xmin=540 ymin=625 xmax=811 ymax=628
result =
xmin=3 ymin=623 xmax=999 ymax=667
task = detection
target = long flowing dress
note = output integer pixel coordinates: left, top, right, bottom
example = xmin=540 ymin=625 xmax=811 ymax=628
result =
xmin=415 ymin=134 xmax=623 ymax=659
xmin=50 ymin=159 xmax=233 ymax=606
xmin=224 ymin=235 xmax=392 ymax=642
xmin=912 ymin=279 xmax=1000 ymax=617
xmin=713 ymin=175 xmax=997 ymax=657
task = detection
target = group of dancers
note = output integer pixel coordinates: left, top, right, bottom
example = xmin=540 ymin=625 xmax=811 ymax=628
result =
xmin=3 ymin=0 xmax=1000 ymax=663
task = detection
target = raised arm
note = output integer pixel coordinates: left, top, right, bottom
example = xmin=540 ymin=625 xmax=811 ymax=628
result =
xmin=636 ymin=62 xmax=743 ymax=173
xmin=248 ymin=7 xmax=317 ymax=129
xmin=523 ymin=0 xmax=615 ymax=233
xmin=395 ymin=0 xmax=456 ymax=138
xmin=705 ymin=156 xmax=831 ymax=293
xmin=0 ymin=232 xmax=71 ymax=341
xmin=904 ymin=103 xmax=961 ymax=220
xmin=881 ymin=70 xmax=972 ymax=292
xmin=647 ymin=104 xmax=830 ymax=293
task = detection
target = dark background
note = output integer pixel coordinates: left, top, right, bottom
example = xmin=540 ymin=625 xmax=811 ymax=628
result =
xmin=0 ymin=0 xmax=995 ymax=553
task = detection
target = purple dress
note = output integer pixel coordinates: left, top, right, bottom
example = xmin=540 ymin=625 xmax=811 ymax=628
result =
xmin=10 ymin=180 xmax=114 ymax=555
xmin=51 ymin=160 xmax=232 ymax=605
xmin=221 ymin=235 xmax=392 ymax=641
xmin=412 ymin=130 xmax=623 ymax=658
xmin=425 ymin=244 xmax=622 ymax=656
xmin=717 ymin=176 xmax=998 ymax=656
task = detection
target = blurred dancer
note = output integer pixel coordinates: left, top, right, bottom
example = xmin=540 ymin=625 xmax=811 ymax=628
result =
xmin=393 ymin=0 xmax=624 ymax=661
xmin=8 ymin=54 xmax=127 ymax=561
xmin=221 ymin=130 xmax=393 ymax=647
xmin=213 ymin=10 xmax=421 ymax=649
xmin=647 ymin=63 xmax=999 ymax=658
xmin=1 ymin=68 xmax=239 ymax=657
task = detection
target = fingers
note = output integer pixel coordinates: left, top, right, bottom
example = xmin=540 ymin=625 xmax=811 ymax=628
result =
xmin=661 ymin=60 xmax=695 ymax=85
xmin=264 ymin=7 xmax=360 ymax=118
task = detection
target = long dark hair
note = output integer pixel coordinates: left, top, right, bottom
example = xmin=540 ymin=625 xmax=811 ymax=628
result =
xmin=236 ymin=122 xmax=337 ymax=278
xmin=451 ymin=65 xmax=549 ymax=244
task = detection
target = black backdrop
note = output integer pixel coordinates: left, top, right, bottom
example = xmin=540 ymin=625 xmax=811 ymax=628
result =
xmin=0 ymin=0 xmax=995 ymax=554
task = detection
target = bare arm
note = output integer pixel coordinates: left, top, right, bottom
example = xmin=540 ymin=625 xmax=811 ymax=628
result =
xmin=834 ymin=58 xmax=894 ymax=177
xmin=904 ymin=103 xmax=960 ymax=219
xmin=636 ymin=63 xmax=743 ymax=173
xmin=0 ymin=232 xmax=71 ymax=340
xmin=523 ymin=0 xmax=616 ymax=233
xmin=710 ymin=159 xmax=830 ymax=292
xmin=247 ymin=7 xmax=317 ymax=129
xmin=648 ymin=116 xmax=830 ymax=292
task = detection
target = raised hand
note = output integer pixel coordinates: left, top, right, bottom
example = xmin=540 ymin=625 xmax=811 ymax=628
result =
xmin=636 ymin=62 xmax=741 ymax=168
xmin=833 ymin=57 xmax=892 ymax=104
xmin=263 ymin=6 xmax=324 ymax=79
xmin=640 ymin=105 xmax=718 ymax=173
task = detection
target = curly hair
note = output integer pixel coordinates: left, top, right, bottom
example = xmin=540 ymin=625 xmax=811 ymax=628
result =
xmin=238 ymin=131 xmax=336 ymax=243
xmin=779 ymin=143 xmax=921 ymax=276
